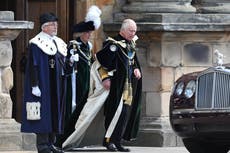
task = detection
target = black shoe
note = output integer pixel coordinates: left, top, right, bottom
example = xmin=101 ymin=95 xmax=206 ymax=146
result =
xmin=103 ymin=142 xmax=118 ymax=152
xmin=115 ymin=144 xmax=130 ymax=152
xmin=38 ymin=148 xmax=51 ymax=153
xmin=50 ymin=145 xmax=64 ymax=153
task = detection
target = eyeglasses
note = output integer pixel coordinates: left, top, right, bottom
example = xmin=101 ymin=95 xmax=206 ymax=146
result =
xmin=44 ymin=22 xmax=58 ymax=27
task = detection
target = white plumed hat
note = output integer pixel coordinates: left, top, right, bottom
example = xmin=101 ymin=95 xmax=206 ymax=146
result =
xmin=72 ymin=5 xmax=102 ymax=33
xmin=85 ymin=5 xmax=102 ymax=30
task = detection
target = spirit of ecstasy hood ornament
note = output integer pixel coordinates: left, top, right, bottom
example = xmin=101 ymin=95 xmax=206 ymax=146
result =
xmin=214 ymin=49 xmax=224 ymax=68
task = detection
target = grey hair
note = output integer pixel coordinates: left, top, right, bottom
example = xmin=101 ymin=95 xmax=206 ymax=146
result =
xmin=41 ymin=23 xmax=47 ymax=30
xmin=41 ymin=22 xmax=49 ymax=31
xmin=120 ymin=19 xmax=136 ymax=31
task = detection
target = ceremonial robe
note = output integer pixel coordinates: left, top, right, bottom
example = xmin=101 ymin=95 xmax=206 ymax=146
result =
xmin=96 ymin=34 xmax=142 ymax=141
xmin=56 ymin=37 xmax=94 ymax=146
xmin=62 ymin=60 xmax=109 ymax=150
xmin=21 ymin=32 xmax=67 ymax=134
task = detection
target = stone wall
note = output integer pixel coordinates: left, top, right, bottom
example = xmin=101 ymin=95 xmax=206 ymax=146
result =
xmin=70 ymin=0 xmax=230 ymax=147
xmin=0 ymin=11 xmax=35 ymax=151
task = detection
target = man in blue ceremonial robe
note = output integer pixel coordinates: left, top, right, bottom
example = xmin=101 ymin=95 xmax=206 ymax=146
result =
xmin=21 ymin=12 xmax=67 ymax=153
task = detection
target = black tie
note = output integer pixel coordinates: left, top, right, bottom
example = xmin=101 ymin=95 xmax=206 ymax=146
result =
xmin=53 ymin=39 xmax=58 ymax=51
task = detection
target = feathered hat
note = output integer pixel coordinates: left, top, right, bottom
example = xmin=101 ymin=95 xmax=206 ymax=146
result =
xmin=73 ymin=5 xmax=101 ymax=33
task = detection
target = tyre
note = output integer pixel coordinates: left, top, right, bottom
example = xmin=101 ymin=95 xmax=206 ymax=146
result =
xmin=182 ymin=138 xmax=229 ymax=153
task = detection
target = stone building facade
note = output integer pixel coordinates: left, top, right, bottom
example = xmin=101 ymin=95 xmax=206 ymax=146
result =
xmin=0 ymin=11 xmax=34 ymax=151
xmin=1 ymin=0 xmax=230 ymax=151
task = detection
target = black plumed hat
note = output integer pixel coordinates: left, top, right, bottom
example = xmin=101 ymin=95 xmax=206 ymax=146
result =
xmin=72 ymin=5 xmax=101 ymax=33
xmin=72 ymin=21 xmax=95 ymax=33
xmin=39 ymin=12 xmax=58 ymax=26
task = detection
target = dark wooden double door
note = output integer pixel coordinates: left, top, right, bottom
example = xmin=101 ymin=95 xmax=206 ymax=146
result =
xmin=0 ymin=0 xmax=75 ymax=122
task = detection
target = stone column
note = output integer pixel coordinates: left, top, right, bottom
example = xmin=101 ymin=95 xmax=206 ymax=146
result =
xmin=193 ymin=0 xmax=230 ymax=13
xmin=0 ymin=11 xmax=34 ymax=151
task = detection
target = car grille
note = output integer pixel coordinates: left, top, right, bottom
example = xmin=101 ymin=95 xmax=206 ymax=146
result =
xmin=196 ymin=69 xmax=230 ymax=110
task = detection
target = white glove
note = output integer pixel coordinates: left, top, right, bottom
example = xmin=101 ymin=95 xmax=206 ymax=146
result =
xmin=70 ymin=54 xmax=79 ymax=62
xmin=32 ymin=86 xmax=41 ymax=97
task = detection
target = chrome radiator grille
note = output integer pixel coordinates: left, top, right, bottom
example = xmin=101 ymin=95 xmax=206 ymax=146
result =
xmin=196 ymin=70 xmax=230 ymax=110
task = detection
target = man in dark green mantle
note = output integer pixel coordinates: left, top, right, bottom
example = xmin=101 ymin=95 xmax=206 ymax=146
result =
xmin=96 ymin=19 xmax=142 ymax=152
xmin=55 ymin=5 xmax=101 ymax=147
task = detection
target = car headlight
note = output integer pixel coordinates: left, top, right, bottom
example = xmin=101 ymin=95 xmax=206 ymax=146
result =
xmin=171 ymin=82 xmax=177 ymax=96
xmin=175 ymin=82 xmax=184 ymax=96
xmin=184 ymin=80 xmax=196 ymax=98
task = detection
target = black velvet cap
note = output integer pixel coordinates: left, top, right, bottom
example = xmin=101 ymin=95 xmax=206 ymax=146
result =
xmin=72 ymin=21 xmax=95 ymax=33
xmin=39 ymin=12 xmax=58 ymax=26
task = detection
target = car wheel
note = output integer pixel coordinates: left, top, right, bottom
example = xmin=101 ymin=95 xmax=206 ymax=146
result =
xmin=183 ymin=138 xmax=229 ymax=153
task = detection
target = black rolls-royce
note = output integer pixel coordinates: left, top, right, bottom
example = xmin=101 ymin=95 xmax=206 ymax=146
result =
xmin=170 ymin=65 xmax=230 ymax=153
